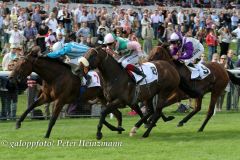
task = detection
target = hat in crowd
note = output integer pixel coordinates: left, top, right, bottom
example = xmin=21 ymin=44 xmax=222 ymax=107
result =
xmin=143 ymin=13 xmax=147 ymax=16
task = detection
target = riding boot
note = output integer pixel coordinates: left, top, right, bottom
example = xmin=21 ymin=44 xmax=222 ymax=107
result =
xmin=126 ymin=64 xmax=146 ymax=83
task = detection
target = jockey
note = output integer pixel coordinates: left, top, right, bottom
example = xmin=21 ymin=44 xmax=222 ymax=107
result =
xmin=169 ymin=32 xmax=205 ymax=79
xmin=47 ymin=41 xmax=90 ymax=60
xmin=169 ymin=32 xmax=204 ymax=66
xmin=103 ymin=33 xmax=146 ymax=83
xmin=47 ymin=42 xmax=91 ymax=86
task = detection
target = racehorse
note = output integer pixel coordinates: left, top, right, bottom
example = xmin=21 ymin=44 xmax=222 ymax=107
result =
xmin=77 ymin=46 xmax=180 ymax=139
xmin=148 ymin=44 xmax=240 ymax=132
xmin=8 ymin=46 xmax=144 ymax=138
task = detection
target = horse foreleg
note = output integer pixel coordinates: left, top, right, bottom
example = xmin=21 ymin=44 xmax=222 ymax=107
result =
xmin=142 ymin=95 xmax=167 ymax=138
xmin=177 ymin=97 xmax=203 ymax=127
xmin=130 ymin=100 xmax=154 ymax=136
xmin=45 ymin=100 xmax=63 ymax=138
xmin=198 ymin=92 xmax=219 ymax=132
xmin=16 ymin=94 xmax=47 ymax=129
xmin=96 ymin=99 xmax=121 ymax=140
xmin=142 ymin=108 xmax=162 ymax=138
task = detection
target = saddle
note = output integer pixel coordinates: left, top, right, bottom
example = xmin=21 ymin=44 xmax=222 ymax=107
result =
xmin=187 ymin=63 xmax=211 ymax=80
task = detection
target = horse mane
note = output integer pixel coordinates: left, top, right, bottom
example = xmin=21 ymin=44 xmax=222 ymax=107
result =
xmin=38 ymin=56 xmax=72 ymax=70
xmin=96 ymin=46 xmax=125 ymax=69
xmin=148 ymin=42 xmax=172 ymax=62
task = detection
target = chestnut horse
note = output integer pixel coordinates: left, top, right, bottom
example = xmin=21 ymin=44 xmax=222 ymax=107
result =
xmin=148 ymin=44 xmax=240 ymax=132
xmin=8 ymin=48 xmax=144 ymax=138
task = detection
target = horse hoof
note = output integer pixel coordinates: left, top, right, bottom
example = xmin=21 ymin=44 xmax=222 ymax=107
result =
xmin=96 ymin=132 xmax=103 ymax=140
xmin=142 ymin=133 xmax=149 ymax=138
xmin=118 ymin=127 xmax=125 ymax=132
xmin=198 ymin=129 xmax=203 ymax=132
xmin=177 ymin=122 xmax=184 ymax=127
xmin=166 ymin=116 xmax=175 ymax=121
xmin=129 ymin=132 xmax=136 ymax=137
xmin=16 ymin=123 xmax=21 ymax=129
xmin=44 ymin=135 xmax=50 ymax=139
xmin=129 ymin=127 xmax=138 ymax=136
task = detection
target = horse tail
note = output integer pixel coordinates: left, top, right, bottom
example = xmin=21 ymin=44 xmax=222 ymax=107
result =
xmin=227 ymin=71 xmax=240 ymax=86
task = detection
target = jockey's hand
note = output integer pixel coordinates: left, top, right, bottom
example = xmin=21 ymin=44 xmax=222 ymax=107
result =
xmin=172 ymin=55 xmax=179 ymax=60
xmin=65 ymin=56 xmax=71 ymax=63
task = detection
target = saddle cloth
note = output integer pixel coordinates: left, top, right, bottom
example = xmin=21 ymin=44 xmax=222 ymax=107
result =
xmin=188 ymin=63 xmax=211 ymax=80
xmin=82 ymin=71 xmax=101 ymax=88
xmin=131 ymin=62 xmax=158 ymax=85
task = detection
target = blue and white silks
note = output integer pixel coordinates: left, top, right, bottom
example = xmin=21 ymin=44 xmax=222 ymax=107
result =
xmin=47 ymin=42 xmax=90 ymax=59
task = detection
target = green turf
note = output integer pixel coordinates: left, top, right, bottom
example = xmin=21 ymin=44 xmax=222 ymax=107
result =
xmin=1 ymin=109 xmax=240 ymax=160
xmin=1 ymin=93 xmax=240 ymax=160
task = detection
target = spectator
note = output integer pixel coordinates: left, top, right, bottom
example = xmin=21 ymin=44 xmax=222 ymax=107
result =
xmin=162 ymin=22 xmax=174 ymax=42
xmin=232 ymin=23 xmax=240 ymax=56
xmin=218 ymin=26 xmax=232 ymax=56
xmin=226 ymin=49 xmax=235 ymax=111
xmin=87 ymin=7 xmax=97 ymax=37
xmin=216 ymin=51 xmax=228 ymax=111
xmin=6 ymin=24 xmax=25 ymax=48
xmin=151 ymin=9 xmax=160 ymax=39
xmin=74 ymin=5 xmax=83 ymax=27
xmin=56 ymin=23 xmax=66 ymax=37
xmin=142 ymin=22 xmax=154 ymax=54
xmin=57 ymin=5 xmax=65 ymax=24
xmin=63 ymin=6 xmax=71 ymax=34
xmin=45 ymin=12 xmax=58 ymax=33
xmin=206 ymin=29 xmax=218 ymax=61
xmin=57 ymin=33 xmax=65 ymax=44
xmin=211 ymin=53 xmax=220 ymax=63
xmin=45 ymin=29 xmax=56 ymax=51
xmin=231 ymin=12 xmax=239 ymax=31
xmin=31 ymin=7 xmax=42 ymax=29
xmin=5 ymin=60 xmax=18 ymax=120
xmin=23 ymin=21 xmax=35 ymax=41
xmin=3 ymin=14 xmax=11 ymax=45
xmin=199 ymin=53 xmax=207 ymax=64
xmin=76 ymin=22 xmax=90 ymax=43
xmin=36 ymin=22 xmax=48 ymax=53
xmin=2 ymin=44 xmax=19 ymax=71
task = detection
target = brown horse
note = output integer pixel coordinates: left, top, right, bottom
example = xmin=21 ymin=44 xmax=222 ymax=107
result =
xmin=8 ymin=47 xmax=144 ymax=138
xmin=77 ymin=46 xmax=180 ymax=139
xmin=148 ymin=44 xmax=240 ymax=132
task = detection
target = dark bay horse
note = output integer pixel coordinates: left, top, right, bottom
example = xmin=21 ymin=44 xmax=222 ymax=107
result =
xmin=78 ymin=46 xmax=180 ymax=139
xmin=148 ymin=44 xmax=240 ymax=132
xmin=8 ymin=48 xmax=144 ymax=138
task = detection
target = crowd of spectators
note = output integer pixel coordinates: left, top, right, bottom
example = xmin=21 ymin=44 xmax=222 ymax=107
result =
xmin=0 ymin=1 xmax=240 ymax=119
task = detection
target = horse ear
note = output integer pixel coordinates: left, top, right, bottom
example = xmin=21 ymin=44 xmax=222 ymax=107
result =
xmin=158 ymin=41 xmax=170 ymax=48
xmin=30 ymin=46 xmax=42 ymax=57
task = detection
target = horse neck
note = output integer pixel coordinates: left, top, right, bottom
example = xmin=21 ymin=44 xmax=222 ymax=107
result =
xmin=31 ymin=58 xmax=67 ymax=83
xmin=97 ymin=54 xmax=128 ymax=83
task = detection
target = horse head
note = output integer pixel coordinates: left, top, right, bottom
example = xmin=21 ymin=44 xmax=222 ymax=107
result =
xmin=148 ymin=42 xmax=173 ymax=62
xmin=77 ymin=46 xmax=108 ymax=77
xmin=8 ymin=48 xmax=38 ymax=84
